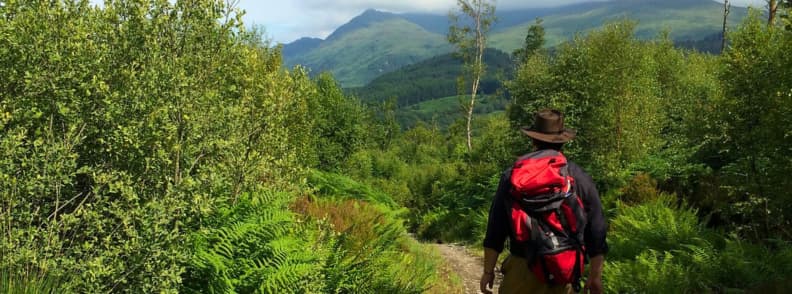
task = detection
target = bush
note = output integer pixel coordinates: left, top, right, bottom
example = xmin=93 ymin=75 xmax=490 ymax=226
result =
xmin=182 ymin=191 xmax=324 ymax=293
xmin=618 ymin=173 xmax=663 ymax=205
xmin=0 ymin=1 xmax=315 ymax=291
xmin=300 ymin=172 xmax=441 ymax=293
xmin=609 ymin=195 xmax=711 ymax=261
xmin=605 ymin=197 xmax=792 ymax=292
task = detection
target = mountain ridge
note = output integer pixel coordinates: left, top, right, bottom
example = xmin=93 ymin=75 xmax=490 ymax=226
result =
xmin=282 ymin=0 xmax=750 ymax=87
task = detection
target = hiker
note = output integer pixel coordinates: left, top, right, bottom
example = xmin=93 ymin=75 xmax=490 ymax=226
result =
xmin=480 ymin=109 xmax=608 ymax=294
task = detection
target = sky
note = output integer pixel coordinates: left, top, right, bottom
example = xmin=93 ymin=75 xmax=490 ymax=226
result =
xmin=240 ymin=0 xmax=767 ymax=44
xmin=90 ymin=0 xmax=769 ymax=44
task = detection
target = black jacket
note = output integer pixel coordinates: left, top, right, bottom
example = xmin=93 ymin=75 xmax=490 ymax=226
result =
xmin=483 ymin=160 xmax=609 ymax=258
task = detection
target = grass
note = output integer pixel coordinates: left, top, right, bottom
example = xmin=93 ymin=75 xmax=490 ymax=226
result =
xmin=0 ymin=268 xmax=60 ymax=294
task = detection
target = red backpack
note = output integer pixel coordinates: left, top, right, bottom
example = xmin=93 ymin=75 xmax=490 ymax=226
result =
xmin=508 ymin=150 xmax=587 ymax=290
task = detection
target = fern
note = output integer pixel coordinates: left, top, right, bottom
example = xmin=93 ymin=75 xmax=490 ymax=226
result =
xmin=182 ymin=190 xmax=323 ymax=294
xmin=604 ymin=196 xmax=792 ymax=292
xmin=609 ymin=194 xmax=711 ymax=260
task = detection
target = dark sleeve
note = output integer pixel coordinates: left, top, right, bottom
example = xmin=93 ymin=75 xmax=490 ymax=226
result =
xmin=482 ymin=171 xmax=511 ymax=253
xmin=570 ymin=163 xmax=609 ymax=258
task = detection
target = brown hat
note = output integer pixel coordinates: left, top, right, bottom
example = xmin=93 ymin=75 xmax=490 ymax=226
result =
xmin=520 ymin=109 xmax=576 ymax=143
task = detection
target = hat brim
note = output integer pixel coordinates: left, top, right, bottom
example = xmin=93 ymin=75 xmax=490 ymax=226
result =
xmin=520 ymin=127 xmax=576 ymax=143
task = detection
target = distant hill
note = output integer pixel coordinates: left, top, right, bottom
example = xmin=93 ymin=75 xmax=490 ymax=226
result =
xmin=282 ymin=0 xmax=751 ymax=88
xmin=676 ymin=33 xmax=724 ymax=54
xmin=282 ymin=37 xmax=322 ymax=58
xmin=394 ymin=95 xmax=509 ymax=130
xmin=489 ymin=0 xmax=748 ymax=51
xmin=284 ymin=10 xmax=451 ymax=87
xmin=349 ymin=48 xmax=514 ymax=107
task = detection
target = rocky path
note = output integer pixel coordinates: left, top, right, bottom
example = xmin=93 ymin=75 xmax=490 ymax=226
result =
xmin=434 ymin=243 xmax=501 ymax=294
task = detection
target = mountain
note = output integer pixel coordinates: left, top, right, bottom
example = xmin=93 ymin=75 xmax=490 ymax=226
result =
xmin=284 ymin=10 xmax=451 ymax=87
xmin=324 ymin=9 xmax=401 ymax=41
xmin=282 ymin=37 xmax=322 ymax=58
xmin=349 ymin=48 xmax=514 ymax=107
xmin=283 ymin=0 xmax=750 ymax=88
xmin=489 ymin=0 xmax=749 ymax=51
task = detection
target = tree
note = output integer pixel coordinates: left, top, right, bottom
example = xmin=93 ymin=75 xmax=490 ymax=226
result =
xmin=512 ymin=18 xmax=545 ymax=65
xmin=718 ymin=11 xmax=792 ymax=239
xmin=722 ymin=0 xmax=730 ymax=51
xmin=769 ymin=0 xmax=779 ymax=25
xmin=780 ymin=0 xmax=792 ymax=29
xmin=448 ymin=0 xmax=496 ymax=153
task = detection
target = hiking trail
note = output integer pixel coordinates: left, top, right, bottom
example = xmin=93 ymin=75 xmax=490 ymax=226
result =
xmin=434 ymin=243 xmax=501 ymax=294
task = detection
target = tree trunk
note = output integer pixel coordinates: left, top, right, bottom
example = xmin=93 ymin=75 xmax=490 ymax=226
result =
xmin=466 ymin=1 xmax=485 ymax=153
xmin=769 ymin=0 xmax=779 ymax=25
xmin=722 ymin=0 xmax=730 ymax=52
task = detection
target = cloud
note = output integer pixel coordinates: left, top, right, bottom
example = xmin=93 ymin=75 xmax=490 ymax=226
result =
xmin=229 ymin=0 xmax=768 ymax=43
xmin=89 ymin=0 xmax=769 ymax=43
xmin=244 ymin=0 xmax=611 ymax=43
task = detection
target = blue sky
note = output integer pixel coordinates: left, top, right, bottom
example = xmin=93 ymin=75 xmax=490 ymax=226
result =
xmin=238 ymin=0 xmax=766 ymax=44
xmin=90 ymin=0 xmax=768 ymax=44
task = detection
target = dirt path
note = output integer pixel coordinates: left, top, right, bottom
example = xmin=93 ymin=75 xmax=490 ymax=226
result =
xmin=434 ymin=243 xmax=501 ymax=294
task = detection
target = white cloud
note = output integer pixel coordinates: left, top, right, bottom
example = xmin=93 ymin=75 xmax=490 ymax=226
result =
xmin=93 ymin=0 xmax=771 ymax=43
xmin=245 ymin=0 xmax=612 ymax=43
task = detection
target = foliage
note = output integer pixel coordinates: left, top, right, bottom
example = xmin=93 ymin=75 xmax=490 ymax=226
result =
xmin=449 ymin=0 xmax=497 ymax=152
xmin=308 ymin=73 xmax=371 ymax=171
xmin=714 ymin=10 xmax=792 ymax=240
xmin=182 ymin=191 xmax=323 ymax=293
xmin=307 ymin=170 xmax=397 ymax=207
xmin=0 ymin=267 xmax=61 ymax=294
xmin=507 ymin=21 xmax=718 ymax=191
xmin=605 ymin=196 xmax=792 ymax=293
xmin=4 ymin=0 xmax=792 ymax=293
xmin=349 ymin=49 xmax=513 ymax=108
xmin=512 ymin=18 xmax=545 ymax=64
xmin=608 ymin=195 xmax=712 ymax=261
xmin=0 ymin=0 xmax=313 ymax=291
xmin=300 ymin=171 xmax=442 ymax=293
xmin=395 ymin=95 xmax=509 ymax=130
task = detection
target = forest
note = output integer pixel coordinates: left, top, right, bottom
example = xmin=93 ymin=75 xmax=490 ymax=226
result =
xmin=1 ymin=0 xmax=791 ymax=293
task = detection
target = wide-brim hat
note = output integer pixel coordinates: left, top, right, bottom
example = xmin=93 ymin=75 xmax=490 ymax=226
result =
xmin=520 ymin=109 xmax=576 ymax=143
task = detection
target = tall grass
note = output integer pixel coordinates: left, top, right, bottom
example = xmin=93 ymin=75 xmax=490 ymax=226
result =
xmin=0 ymin=268 xmax=60 ymax=294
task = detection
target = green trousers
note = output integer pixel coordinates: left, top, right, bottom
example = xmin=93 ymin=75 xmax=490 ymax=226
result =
xmin=499 ymin=255 xmax=575 ymax=294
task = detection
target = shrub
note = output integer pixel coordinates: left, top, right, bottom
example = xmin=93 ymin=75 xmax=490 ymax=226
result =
xmin=618 ymin=173 xmax=663 ymax=205
xmin=182 ymin=191 xmax=323 ymax=293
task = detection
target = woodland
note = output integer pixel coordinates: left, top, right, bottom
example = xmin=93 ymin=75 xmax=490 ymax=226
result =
xmin=1 ymin=0 xmax=792 ymax=293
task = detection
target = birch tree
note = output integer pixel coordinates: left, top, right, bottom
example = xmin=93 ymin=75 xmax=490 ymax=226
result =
xmin=448 ymin=0 xmax=496 ymax=152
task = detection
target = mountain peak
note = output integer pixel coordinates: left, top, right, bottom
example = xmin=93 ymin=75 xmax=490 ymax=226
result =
xmin=282 ymin=37 xmax=323 ymax=58
xmin=325 ymin=9 xmax=400 ymax=41
xmin=361 ymin=8 xmax=389 ymax=16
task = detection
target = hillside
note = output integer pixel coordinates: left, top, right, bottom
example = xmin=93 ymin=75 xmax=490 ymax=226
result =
xmin=283 ymin=0 xmax=751 ymax=87
xmin=395 ymin=95 xmax=508 ymax=129
xmin=349 ymin=48 xmax=513 ymax=107
xmin=284 ymin=10 xmax=451 ymax=87
xmin=281 ymin=37 xmax=322 ymax=57
xmin=489 ymin=0 xmax=750 ymax=51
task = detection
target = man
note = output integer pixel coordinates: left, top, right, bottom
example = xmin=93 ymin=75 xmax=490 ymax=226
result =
xmin=480 ymin=109 xmax=608 ymax=294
